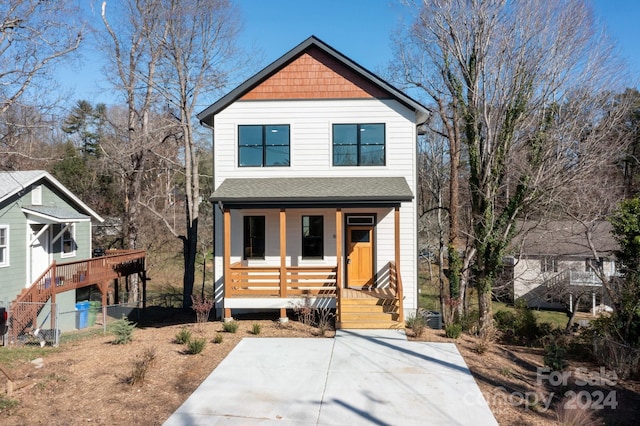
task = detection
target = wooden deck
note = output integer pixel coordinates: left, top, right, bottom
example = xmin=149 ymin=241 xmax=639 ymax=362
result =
xmin=9 ymin=250 xmax=146 ymax=342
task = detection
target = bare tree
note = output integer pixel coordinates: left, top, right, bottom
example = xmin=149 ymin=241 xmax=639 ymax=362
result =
xmin=0 ymin=1 xmax=84 ymax=114
xmin=148 ymin=0 xmax=241 ymax=308
xmin=396 ymin=0 xmax=629 ymax=337
xmin=100 ymin=0 xmax=173 ymax=302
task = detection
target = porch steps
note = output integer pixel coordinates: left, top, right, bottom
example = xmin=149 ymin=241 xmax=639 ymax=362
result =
xmin=337 ymin=293 xmax=403 ymax=329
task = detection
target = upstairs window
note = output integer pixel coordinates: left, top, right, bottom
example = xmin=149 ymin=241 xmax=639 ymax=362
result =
xmin=238 ymin=125 xmax=290 ymax=167
xmin=333 ymin=123 xmax=385 ymax=166
xmin=0 ymin=225 xmax=8 ymax=267
xmin=302 ymin=216 xmax=324 ymax=259
xmin=244 ymin=216 xmax=265 ymax=259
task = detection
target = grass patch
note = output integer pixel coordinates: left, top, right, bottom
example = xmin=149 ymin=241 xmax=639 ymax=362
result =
xmin=493 ymin=301 xmax=567 ymax=329
xmin=0 ymin=394 xmax=19 ymax=411
xmin=0 ymin=346 xmax=53 ymax=368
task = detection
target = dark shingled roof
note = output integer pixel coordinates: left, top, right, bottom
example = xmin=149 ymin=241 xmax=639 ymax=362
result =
xmin=511 ymin=220 xmax=618 ymax=257
xmin=211 ymin=177 xmax=413 ymax=207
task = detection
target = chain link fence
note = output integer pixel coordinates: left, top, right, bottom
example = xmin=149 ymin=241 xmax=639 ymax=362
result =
xmin=3 ymin=300 xmax=144 ymax=347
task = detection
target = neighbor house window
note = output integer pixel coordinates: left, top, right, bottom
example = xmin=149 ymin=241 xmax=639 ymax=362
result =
xmin=238 ymin=125 xmax=290 ymax=167
xmin=244 ymin=216 xmax=265 ymax=259
xmin=302 ymin=216 xmax=323 ymax=259
xmin=333 ymin=123 xmax=385 ymax=166
xmin=0 ymin=225 xmax=8 ymax=267
xmin=61 ymin=225 xmax=76 ymax=258
xmin=541 ymin=256 xmax=557 ymax=273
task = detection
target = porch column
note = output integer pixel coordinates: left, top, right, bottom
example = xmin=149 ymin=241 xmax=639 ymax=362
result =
xmin=592 ymin=291 xmax=596 ymax=316
xmin=394 ymin=206 xmax=401 ymax=269
xmin=335 ymin=208 xmax=343 ymax=289
xmin=223 ymin=208 xmax=231 ymax=320
xmin=569 ymin=293 xmax=573 ymax=312
xmin=279 ymin=208 xmax=288 ymax=297
xmin=394 ymin=206 xmax=404 ymax=322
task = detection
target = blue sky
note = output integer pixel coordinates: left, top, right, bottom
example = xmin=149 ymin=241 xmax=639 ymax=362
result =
xmin=59 ymin=0 xmax=640 ymax=107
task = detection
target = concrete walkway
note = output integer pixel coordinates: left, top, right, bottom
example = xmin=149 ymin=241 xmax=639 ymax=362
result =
xmin=163 ymin=329 xmax=498 ymax=425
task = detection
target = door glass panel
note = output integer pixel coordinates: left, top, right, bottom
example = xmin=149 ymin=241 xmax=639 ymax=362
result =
xmin=350 ymin=229 xmax=370 ymax=243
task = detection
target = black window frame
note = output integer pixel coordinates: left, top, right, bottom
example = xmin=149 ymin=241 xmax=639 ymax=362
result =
xmin=243 ymin=216 xmax=266 ymax=260
xmin=302 ymin=215 xmax=324 ymax=259
xmin=332 ymin=123 xmax=385 ymax=166
xmin=238 ymin=124 xmax=290 ymax=167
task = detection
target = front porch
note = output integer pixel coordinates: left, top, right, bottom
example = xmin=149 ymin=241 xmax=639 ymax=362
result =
xmin=220 ymin=207 xmax=405 ymax=328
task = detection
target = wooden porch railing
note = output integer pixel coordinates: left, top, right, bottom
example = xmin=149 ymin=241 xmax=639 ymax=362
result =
xmin=227 ymin=263 xmax=337 ymax=298
xmin=389 ymin=261 xmax=404 ymax=323
xmin=9 ymin=250 xmax=146 ymax=342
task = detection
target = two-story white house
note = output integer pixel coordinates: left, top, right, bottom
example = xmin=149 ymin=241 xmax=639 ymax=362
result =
xmin=197 ymin=36 xmax=429 ymax=328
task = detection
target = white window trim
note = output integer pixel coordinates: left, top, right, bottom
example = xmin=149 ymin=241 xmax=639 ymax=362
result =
xmin=60 ymin=224 xmax=77 ymax=258
xmin=0 ymin=225 xmax=9 ymax=267
xmin=32 ymin=185 xmax=42 ymax=205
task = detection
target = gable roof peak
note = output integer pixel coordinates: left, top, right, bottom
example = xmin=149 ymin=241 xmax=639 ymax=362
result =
xmin=197 ymin=36 xmax=429 ymax=126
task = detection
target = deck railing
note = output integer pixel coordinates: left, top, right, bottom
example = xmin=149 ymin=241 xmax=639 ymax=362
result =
xmin=388 ymin=261 xmax=404 ymax=322
xmin=227 ymin=263 xmax=337 ymax=298
xmin=9 ymin=250 xmax=146 ymax=342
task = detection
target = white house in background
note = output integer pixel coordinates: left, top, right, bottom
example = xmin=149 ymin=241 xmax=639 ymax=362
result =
xmin=503 ymin=220 xmax=618 ymax=313
xmin=197 ymin=36 xmax=429 ymax=328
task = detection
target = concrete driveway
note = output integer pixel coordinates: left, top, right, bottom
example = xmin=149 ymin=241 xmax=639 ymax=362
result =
xmin=163 ymin=329 xmax=498 ymax=425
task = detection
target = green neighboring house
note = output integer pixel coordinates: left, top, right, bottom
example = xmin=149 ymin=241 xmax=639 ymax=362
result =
xmin=0 ymin=170 xmax=103 ymax=331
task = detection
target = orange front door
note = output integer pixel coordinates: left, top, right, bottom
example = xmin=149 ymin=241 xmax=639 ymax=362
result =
xmin=346 ymin=226 xmax=374 ymax=288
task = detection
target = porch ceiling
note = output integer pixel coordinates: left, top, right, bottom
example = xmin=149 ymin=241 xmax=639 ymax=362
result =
xmin=211 ymin=177 xmax=413 ymax=208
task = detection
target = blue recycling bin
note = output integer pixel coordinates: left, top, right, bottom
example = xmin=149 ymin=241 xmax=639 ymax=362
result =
xmin=76 ymin=301 xmax=90 ymax=329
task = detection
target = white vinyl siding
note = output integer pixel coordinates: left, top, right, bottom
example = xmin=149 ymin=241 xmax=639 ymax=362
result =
xmin=213 ymin=97 xmax=419 ymax=315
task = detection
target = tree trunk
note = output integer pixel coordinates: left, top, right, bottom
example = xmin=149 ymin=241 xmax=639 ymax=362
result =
xmin=182 ymin=218 xmax=198 ymax=310
xmin=477 ymin=276 xmax=494 ymax=338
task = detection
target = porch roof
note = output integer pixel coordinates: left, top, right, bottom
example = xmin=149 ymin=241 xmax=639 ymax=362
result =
xmin=211 ymin=177 xmax=413 ymax=208
xmin=22 ymin=206 xmax=91 ymax=224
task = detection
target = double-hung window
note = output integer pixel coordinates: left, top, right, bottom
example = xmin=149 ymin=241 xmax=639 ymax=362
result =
xmin=244 ymin=216 xmax=265 ymax=259
xmin=333 ymin=123 xmax=385 ymax=166
xmin=302 ymin=216 xmax=323 ymax=259
xmin=60 ymin=224 xmax=76 ymax=258
xmin=0 ymin=225 xmax=8 ymax=267
xmin=238 ymin=125 xmax=290 ymax=167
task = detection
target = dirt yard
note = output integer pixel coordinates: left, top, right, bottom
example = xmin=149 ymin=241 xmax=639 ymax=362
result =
xmin=0 ymin=310 xmax=638 ymax=425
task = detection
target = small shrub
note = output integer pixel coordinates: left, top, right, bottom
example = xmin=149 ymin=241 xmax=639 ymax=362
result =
xmin=544 ymin=337 xmax=569 ymax=371
xmin=292 ymin=296 xmax=314 ymax=326
xmin=251 ymin=323 xmax=262 ymax=335
xmin=222 ymin=320 xmax=239 ymax=333
xmin=110 ymin=316 xmax=136 ymax=344
xmin=174 ymin=327 xmax=192 ymax=344
xmin=494 ymin=310 xmax=516 ymax=333
xmin=316 ymin=308 xmax=335 ymax=336
xmin=186 ymin=337 xmax=206 ymax=354
xmin=460 ymin=309 xmax=479 ymax=333
xmin=555 ymin=401 xmax=599 ymax=426
xmin=127 ymin=347 xmax=157 ymax=386
xmin=191 ymin=294 xmax=214 ymax=324
xmin=405 ymin=312 xmax=426 ymax=336
xmin=445 ymin=323 xmax=462 ymax=339
xmin=213 ymin=333 xmax=223 ymax=344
